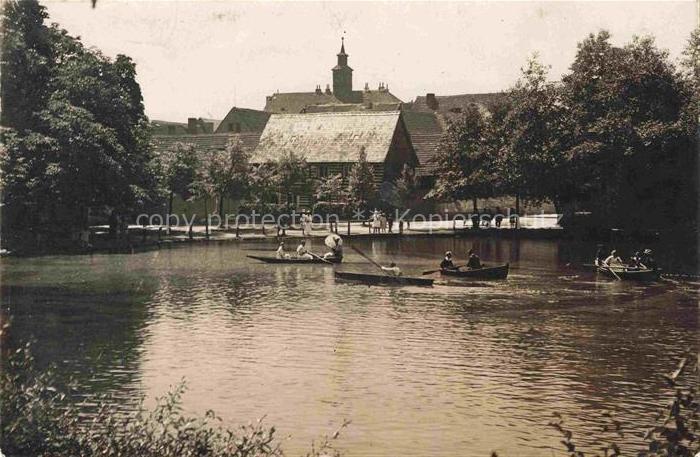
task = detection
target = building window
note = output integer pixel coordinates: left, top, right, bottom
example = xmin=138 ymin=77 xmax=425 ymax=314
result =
xmin=319 ymin=165 xmax=329 ymax=178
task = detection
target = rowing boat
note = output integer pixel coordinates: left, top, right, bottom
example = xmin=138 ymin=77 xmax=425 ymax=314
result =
xmin=596 ymin=266 xmax=660 ymax=281
xmin=246 ymin=255 xmax=341 ymax=264
xmin=334 ymin=271 xmax=434 ymax=286
xmin=440 ymin=263 xmax=509 ymax=279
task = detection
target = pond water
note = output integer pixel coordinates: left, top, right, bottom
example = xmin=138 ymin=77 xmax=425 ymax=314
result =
xmin=1 ymin=236 xmax=697 ymax=457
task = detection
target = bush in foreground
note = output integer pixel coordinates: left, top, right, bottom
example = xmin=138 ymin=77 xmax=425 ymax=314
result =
xmin=0 ymin=341 xmax=347 ymax=457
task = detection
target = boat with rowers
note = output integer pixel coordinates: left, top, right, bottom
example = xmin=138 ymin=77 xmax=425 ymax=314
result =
xmin=594 ymin=248 xmax=660 ymax=281
xmin=248 ymin=235 xmax=344 ymax=264
xmin=247 ymin=255 xmax=341 ymax=264
xmin=426 ymin=250 xmax=509 ymax=280
xmin=596 ymin=265 xmax=660 ymax=281
xmin=440 ymin=263 xmax=509 ymax=279
xmin=334 ymin=271 xmax=434 ymax=286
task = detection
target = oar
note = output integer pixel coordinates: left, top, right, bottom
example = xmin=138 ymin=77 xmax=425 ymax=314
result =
xmin=601 ymin=264 xmax=622 ymax=281
xmin=422 ymin=264 xmax=467 ymax=275
xmin=308 ymin=251 xmax=333 ymax=264
xmin=350 ymin=245 xmax=391 ymax=276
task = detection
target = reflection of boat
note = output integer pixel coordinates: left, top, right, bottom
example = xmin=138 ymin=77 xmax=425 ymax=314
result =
xmin=247 ymin=255 xmax=341 ymax=264
xmin=596 ymin=266 xmax=660 ymax=281
xmin=441 ymin=264 xmax=509 ymax=280
xmin=334 ymin=271 xmax=434 ymax=286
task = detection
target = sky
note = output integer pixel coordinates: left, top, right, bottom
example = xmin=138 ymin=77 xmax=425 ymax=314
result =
xmin=44 ymin=1 xmax=698 ymax=122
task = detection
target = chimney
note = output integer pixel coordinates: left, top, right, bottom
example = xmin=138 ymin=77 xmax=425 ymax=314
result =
xmin=187 ymin=117 xmax=198 ymax=134
xmin=426 ymin=93 xmax=438 ymax=110
xmin=315 ymin=85 xmax=322 ymax=95
xmin=325 ymin=84 xmax=332 ymax=95
xmin=364 ymin=82 xmax=370 ymax=91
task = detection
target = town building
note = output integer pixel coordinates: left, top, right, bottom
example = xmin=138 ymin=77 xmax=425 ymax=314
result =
xmin=251 ymin=111 xmax=418 ymax=208
xmin=264 ymin=39 xmax=403 ymax=114
xmin=150 ymin=39 xmax=510 ymax=212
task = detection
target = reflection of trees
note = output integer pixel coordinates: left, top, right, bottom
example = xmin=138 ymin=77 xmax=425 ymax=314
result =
xmin=1 ymin=279 xmax=156 ymax=403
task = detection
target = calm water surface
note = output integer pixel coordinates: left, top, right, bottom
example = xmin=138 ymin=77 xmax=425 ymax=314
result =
xmin=2 ymin=237 xmax=697 ymax=457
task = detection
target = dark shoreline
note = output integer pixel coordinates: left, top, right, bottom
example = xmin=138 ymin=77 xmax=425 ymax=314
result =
xmin=3 ymin=225 xmax=697 ymax=274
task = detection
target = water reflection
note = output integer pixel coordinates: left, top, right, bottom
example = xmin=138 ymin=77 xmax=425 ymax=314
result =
xmin=1 ymin=237 xmax=697 ymax=457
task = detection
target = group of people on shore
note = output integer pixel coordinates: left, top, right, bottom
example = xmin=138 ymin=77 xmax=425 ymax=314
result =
xmin=370 ymin=210 xmax=394 ymax=234
xmin=595 ymin=247 xmax=657 ymax=270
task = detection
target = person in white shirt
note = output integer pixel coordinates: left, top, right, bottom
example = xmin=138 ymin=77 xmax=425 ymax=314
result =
xmin=276 ymin=241 xmax=290 ymax=259
xmin=296 ymin=240 xmax=314 ymax=260
xmin=381 ymin=262 xmax=402 ymax=276
xmin=300 ymin=211 xmax=311 ymax=236
xmin=603 ymin=249 xmax=624 ymax=267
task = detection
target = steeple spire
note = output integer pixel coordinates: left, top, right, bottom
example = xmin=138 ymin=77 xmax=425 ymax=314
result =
xmin=332 ymin=36 xmax=353 ymax=101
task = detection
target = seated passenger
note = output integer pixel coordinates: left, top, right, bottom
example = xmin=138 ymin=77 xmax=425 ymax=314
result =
xmin=466 ymin=249 xmax=482 ymax=269
xmin=440 ymin=251 xmax=457 ymax=270
xmin=276 ymin=241 xmax=290 ymax=259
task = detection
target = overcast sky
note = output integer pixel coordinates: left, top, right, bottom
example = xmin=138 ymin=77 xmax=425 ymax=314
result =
xmin=44 ymin=1 xmax=697 ymax=122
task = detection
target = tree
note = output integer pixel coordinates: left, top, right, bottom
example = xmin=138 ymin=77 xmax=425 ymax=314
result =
xmin=273 ymin=151 xmax=310 ymax=212
xmin=313 ymin=173 xmax=349 ymax=221
xmin=494 ymin=55 xmax=567 ymax=215
xmin=559 ymin=31 xmax=694 ymax=229
xmin=0 ymin=0 xmax=157 ymax=249
xmin=394 ymin=164 xmax=416 ymax=207
xmin=346 ymin=147 xmax=376 ymax=215
xmin=383 ymin=164 xmax=416 ymax=213
xmin=211 ymin=139 xmax=251 ymax=221
xmin=1 ymin=0 xmax=54 ymax=131
xmin=430 ymin=103 xmax=494 ymax=212
xmin=246 ymin=163 xmax=278 ymax=213
xmin=191 ymin=140 xmax=251 ymax=236
xmin=154 ymin=142 xmax=198 ymax=232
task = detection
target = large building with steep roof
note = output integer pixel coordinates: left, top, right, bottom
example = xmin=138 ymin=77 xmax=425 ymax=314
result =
xmin=264 ymin=39 xmax=403 ymax=114
xmin=252 ymin=111 xmax=418 ymax=207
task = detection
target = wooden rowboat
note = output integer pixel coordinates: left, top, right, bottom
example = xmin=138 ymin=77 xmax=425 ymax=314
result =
xmin=440 ymin=263 xmax=509 ymax=280
xmin=334 ymin=271 xmax=434 ymax=286
xmin=596 ymin=266 xmax=660 ymax=281
xmin=246 ymin=255 xmax=341 ymax=264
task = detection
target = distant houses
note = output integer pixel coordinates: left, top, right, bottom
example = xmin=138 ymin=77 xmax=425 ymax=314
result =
xmin=151 ymin=38 xmax=505 ymax=210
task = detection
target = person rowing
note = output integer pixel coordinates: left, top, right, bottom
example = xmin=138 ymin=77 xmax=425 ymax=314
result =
xmin=440 ymin=251 xmax=458 ymax=270
xmin=276 ymin=241 xmax=290 ymax=259
xmin=466 ymin=249 xmax=482 ymax=269
xmin=296 ymin=240 xmax=313 ymax=260
xmin=381 ymin=262 xmax=402 ymax=276
xmin=602 ymin=249 xmax=624 ymax=268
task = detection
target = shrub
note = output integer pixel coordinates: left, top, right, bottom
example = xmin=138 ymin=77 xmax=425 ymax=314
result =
xmin=1 ymin=341 xmax=347 ymax=457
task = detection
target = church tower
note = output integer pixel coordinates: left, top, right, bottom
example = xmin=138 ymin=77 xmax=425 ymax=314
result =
xmin=332 ymin=38 xmax=353 ymax=102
